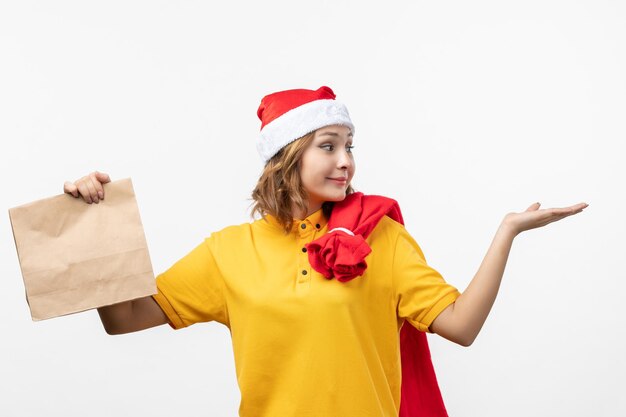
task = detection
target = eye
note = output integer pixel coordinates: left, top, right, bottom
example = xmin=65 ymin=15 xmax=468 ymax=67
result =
xmin=320 ymin=144 xmax=334 ymax=151
xmin=346 ymin=145 xmax=355 ymax=153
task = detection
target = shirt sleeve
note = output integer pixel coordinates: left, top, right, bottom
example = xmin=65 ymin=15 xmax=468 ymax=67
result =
xmin=152 ymin=236 xmax=229 ymax=329
xmin=392 ymin=227 xmax=460 ymax=333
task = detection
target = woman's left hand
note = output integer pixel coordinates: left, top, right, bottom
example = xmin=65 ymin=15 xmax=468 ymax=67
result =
xmin=502 ymin=202 xmax=589 ymax=237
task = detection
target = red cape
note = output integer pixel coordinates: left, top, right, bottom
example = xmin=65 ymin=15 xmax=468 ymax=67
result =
xmin=305 ymin=192 xmax=449 ymax=417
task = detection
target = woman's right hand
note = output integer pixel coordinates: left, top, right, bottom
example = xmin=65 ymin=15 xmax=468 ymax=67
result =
xmin=64 ymin=171 xmax=111 ymax=204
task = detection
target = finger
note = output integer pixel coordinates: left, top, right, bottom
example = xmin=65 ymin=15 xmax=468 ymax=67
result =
xmin=525 ymin=202 xmax=541 ymax=212
xmin=77 ymin=181 xmax=93 ymax=204
xmin=90 ymin=172 xmax=105 ymax=200
xmin=94 ymin=171 xmax=111 ymax=184
xmin=551 ymin=204 xmax=588 ymax=217
xmin=63 ymin=181 xmax=79 ymax=198
xmin=84 ymin=177 xmax=100 ymax=203
xmin=534 ymin=203 xmax=588 ymax=221
xmin=571 ymin=202 xmax=589 ymax=210
xmin=543 ymin=205 xmax=587 ymax=225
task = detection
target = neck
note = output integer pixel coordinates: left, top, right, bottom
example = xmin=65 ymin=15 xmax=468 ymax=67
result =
xmin=292 ymin=201 xmax=323 ymax=220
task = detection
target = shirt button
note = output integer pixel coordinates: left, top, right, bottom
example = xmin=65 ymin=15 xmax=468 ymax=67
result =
xmin=302 ymin=247 xmax=307 ymax=253
xmin=315 ymin=223 xmax=321 ymax=229
xmin=301 ymin=223 xmax=306 ymax=229
xmin=302 ymin=270 xmax=308 ymax=275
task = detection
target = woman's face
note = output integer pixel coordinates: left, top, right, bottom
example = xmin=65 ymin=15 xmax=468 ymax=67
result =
xmin=299 ymin=124 xmax=356 ymax=213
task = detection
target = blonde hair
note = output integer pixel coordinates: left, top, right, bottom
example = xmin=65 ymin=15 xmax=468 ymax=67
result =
xmin=250 ymin=131 xmax=355 ymax=234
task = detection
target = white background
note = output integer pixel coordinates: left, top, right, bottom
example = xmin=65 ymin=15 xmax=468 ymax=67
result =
xmin=1 ymin=1 xmax=624 ymax=416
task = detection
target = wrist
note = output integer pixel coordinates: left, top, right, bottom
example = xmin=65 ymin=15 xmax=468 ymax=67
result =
xmin=499 ymin=217 xmax=519 ymax=239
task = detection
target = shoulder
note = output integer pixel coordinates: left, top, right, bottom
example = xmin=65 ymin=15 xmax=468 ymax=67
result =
xmin=215 ymin=221 xmax=255 ymax=235
xmin=366 ymin=215 xmax=407 ymax=252
xmin=368 ymin=215 xmax=427 ymax=261
xmin=369 ymin=214 xmax=406 ymax=241
xmin=205 ymin=216 xmax=283 ymax=240
xmin=204 ymin=221 xmax=255 ymax=247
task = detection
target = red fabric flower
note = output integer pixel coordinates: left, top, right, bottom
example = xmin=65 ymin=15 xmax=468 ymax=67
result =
xmin=305 ymin=231 xmax=371 ymax=282
xmin=305 ymin=192 xmax=403 ymax=282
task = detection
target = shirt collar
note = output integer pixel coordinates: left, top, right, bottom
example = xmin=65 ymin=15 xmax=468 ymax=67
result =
xmin=262 ymin=207 xmax=328 ymax=233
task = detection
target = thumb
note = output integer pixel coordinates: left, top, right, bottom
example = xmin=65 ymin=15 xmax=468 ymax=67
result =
xmin=64 ymin=181 xmax=78 ymax=197
xmin=95 ymin=171 xmax=111 ymax=184
xmin=526 ymin=202 xmax=541 ymax=212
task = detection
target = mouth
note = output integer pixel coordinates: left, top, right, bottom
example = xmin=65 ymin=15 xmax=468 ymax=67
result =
xmin=327 ymin=177 xmax=348 ymax=184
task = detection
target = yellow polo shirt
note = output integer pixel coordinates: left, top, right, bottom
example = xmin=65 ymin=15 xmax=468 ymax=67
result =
xmin=152 ymin=208 xmax=460 ymax=417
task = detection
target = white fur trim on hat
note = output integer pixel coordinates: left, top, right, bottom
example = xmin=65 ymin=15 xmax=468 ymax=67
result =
xmin=257 ymin=99 xmax=355 ymax=163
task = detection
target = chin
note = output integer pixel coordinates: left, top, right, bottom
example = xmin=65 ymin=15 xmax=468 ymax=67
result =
xmin=323 ymin=192 xmax=348 ymax=202
xmin=308 ymin=185 xmax=350 ymax=206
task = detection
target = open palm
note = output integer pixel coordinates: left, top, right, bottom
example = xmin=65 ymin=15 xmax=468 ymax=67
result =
xmin=504 ymin=202 xmax=589 ymax=236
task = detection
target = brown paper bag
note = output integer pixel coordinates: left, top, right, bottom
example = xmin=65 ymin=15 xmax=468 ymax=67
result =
xmin=8 ymin=177 xmax=156 ymax=321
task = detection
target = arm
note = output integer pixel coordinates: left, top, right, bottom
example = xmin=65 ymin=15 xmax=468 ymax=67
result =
xmin=430 ymin=222 xmax=515 ymax=346
xmin=430 ymin=201 xmax=588 ymax=347
xmin=97 ymin=296 xmax=168 ymax=335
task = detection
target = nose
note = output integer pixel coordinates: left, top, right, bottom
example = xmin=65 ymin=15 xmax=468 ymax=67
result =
xmin=337 ymin=147 xmax=354 ymax=171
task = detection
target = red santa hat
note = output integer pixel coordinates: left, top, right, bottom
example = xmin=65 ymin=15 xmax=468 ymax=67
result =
xmin=256 ymin=86 xmax=355 ymax=162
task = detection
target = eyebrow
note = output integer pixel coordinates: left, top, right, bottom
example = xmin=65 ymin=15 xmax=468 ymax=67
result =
xmin=318 ymin=131 xmax=354 ymax=137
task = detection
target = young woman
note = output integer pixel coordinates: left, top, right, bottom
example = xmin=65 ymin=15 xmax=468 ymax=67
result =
xmin=63 ymin=86 xmax=588 ymax=417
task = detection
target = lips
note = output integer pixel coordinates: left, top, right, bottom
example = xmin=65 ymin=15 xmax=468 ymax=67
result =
xmin=327 ymin=177 xmax=348 ymax=184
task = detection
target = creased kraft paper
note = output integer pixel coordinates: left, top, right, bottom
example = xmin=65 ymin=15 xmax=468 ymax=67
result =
xmin=8 ymin=178 xmax=156 ymax=321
